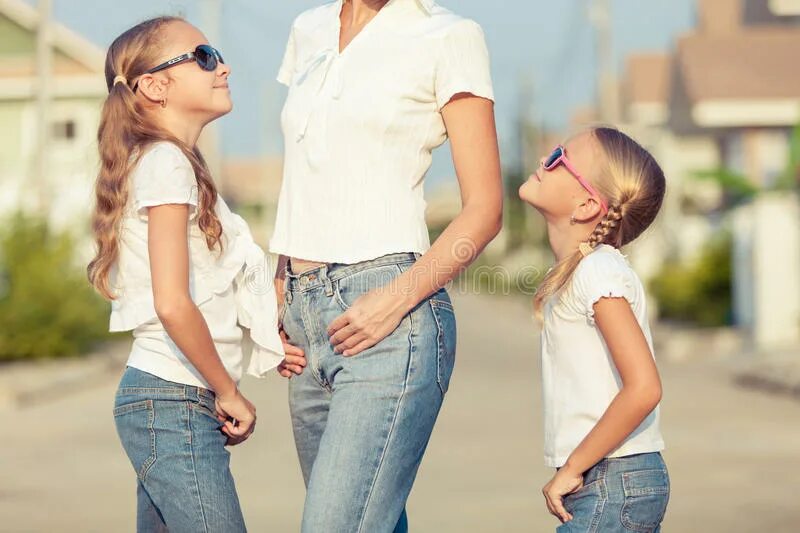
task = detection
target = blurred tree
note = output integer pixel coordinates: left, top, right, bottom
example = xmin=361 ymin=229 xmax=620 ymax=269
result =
xmin=650 ymin=233 xmax=732 ymax=327
xmin=0 ymin=213 xmax=114 ymax=361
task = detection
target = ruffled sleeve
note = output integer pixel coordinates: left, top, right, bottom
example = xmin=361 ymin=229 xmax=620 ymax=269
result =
xmin=571 ymin=248 xmax=637 ymax=326
xmin=131 ymin=142 xmax=199 ymax=221
xmin=231 ymin=229 xmax=286 ymax=378
xmin=207 ymin=200 xmax=286 ymax=377
xmin=434 ymin=19 xmax=494 ymax=110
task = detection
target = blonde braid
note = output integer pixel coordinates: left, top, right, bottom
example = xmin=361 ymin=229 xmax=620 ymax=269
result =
xmin=581 ymin=204 xmax=624 ymax=255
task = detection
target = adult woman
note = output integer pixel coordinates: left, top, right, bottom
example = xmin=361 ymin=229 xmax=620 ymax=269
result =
xmin=271 ymin=1 xmax=502 ymax=531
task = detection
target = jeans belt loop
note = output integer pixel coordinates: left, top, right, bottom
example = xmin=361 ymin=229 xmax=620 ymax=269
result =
xmin=323 ymin=267 xmax=334 ymax=297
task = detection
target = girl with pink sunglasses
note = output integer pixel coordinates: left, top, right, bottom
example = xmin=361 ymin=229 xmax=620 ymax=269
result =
xmin=519 ymin=126 xmax=670 ymax=532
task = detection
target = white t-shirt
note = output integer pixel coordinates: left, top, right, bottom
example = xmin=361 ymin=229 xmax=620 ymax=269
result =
xmin=540 ymin=244 xmax=665 ymax=468
xmin=269 ymin=0 xmax=494 ymax=263
xmin=109 ymin=141 xmax=285 ymax=389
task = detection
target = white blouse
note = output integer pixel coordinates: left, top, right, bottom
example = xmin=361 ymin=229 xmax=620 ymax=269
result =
xmin=540 ymin=245 xmax=665 ymax=468
xmin=109 ymin=142 xmax=285 ymax=389
xmin=269 ymin=0 xmax=494 ymax=263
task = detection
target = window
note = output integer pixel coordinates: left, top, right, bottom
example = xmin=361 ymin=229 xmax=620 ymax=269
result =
xmin=52 ymin=120 xmax=76 ymax=140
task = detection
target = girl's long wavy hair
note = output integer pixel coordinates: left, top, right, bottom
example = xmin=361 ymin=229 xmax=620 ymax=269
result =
xmin=533 ymin=126 xmax=666 ymax=314
xmin=87 ymin=17 xmax=223 ymax=301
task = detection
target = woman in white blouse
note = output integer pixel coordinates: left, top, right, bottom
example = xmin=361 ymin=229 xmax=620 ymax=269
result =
xmin=272 ymin=1 xmax=502 ymax=531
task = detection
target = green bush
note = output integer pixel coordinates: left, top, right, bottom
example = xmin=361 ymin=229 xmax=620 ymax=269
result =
xmin=0 ymin=213 xmax=114 ymax=361
xmin=650 ymin=234 xmax=732 ymax=327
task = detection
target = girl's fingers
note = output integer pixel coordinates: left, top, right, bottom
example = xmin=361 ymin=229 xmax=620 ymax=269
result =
xmin=549 ymin=493 xmax=571 ymax=523
xmin=282 ymin=343 xmax=304 ymax=357
xmin=225 ymin=420 xmax=247 ymax=437
xmin=284 ymin=364 xmax=304 ymax=375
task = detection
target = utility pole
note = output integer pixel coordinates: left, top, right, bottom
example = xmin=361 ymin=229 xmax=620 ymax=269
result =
xmin=590 ymin=0 xmax=618 ymax=123
xmin=34 ymin=0 xmax=53 ymax=215
xmin=199 ymin=0 xmax=223 ymax=190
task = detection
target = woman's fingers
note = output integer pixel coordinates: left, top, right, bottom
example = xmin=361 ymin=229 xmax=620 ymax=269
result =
xmin=343 ymin=337 xmax=377 ymax=357
xmin=329 ymin=323 xmax=358 ymax=348
xmin=334 ymin=332 xmax=368 ymax=354
xmin=326 ymin=312 xmax=350 ymax=337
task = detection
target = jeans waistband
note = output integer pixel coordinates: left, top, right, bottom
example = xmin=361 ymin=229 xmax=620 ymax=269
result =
xmin=117 ymin=367 xmax=216 ymax=405
xmin=285 ymin=252 xmax=420 ymax=293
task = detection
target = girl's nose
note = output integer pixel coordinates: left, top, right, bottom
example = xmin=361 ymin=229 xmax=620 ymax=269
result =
xmin=218 ymin=62 xmax=231 ymax=79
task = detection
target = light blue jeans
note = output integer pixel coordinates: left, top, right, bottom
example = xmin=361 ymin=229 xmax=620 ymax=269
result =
xmin=113 ymin=367 xmax=246 ymax=533
xmin=558 ymin=452 xmax=670 ymax=533
xmin=282 ymin=252 xmax=457 ymax=533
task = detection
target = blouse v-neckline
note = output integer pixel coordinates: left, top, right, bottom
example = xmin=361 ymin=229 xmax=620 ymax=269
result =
xmin=336 ymin=0 xmax=393 ymax=55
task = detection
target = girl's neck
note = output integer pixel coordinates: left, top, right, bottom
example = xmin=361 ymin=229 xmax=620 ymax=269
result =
xmin=546 ymin=219 xmax=591 ymax=262
xmin=159 ymin=110 xmax=204 ymax=148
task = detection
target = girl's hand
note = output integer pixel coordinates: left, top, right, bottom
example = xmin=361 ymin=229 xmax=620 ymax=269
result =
xmin=542 ymin=467 xmax=584 ymax=524
xmin=214 ymin=389 xmax=256 ymax=446
xmin=277 ymin=327 xmax=306 ymax=378
xmin=327 ymin=286 xmax=410 ymax=357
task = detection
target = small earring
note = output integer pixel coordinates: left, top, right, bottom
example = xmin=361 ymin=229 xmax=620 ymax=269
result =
xmin=160 ymin=98 xmax=167 ymax=108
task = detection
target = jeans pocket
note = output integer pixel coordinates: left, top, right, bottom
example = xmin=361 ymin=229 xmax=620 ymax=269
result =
xmin=562 ymin=478 xmax=606 ymax=530
xmin=332 ymin=264 xmax=402 ymax=311
xmin=429 ymin=290 xmax=457 ymax=395
xmin=620 ymin=468 xmax=670 ymax=532
xmin=113 ymin=399 xmax=157 ymax=482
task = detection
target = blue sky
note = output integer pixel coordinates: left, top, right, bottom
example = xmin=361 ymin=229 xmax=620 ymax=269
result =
xmin=37 ymin=0 xmax=695 ymax=181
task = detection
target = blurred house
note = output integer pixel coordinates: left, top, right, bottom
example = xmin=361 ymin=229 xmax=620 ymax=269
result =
xmin=622 ymin=0 xmax=800 ymax=350
xmin=0 ymin=0 xmax=105 ymax=231
xmin=620 ymin=51 xmax=721 ymax=284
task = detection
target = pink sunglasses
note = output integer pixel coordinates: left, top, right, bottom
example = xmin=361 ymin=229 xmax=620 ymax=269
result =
xmin=543 ymin=144 xmax=608 ymax=214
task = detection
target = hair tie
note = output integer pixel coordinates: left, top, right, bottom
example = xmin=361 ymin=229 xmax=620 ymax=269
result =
xmin=578 ymin=242 xmax=595 ymax=257
xmin=113 ymin=75 xmax=128 ymax=87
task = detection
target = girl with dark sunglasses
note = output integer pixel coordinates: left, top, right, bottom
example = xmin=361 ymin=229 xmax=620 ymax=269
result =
xmin=88 ymin=17 xmax=299 ymax=532
xmin=519 ymin=127 xmax=670 ymax=532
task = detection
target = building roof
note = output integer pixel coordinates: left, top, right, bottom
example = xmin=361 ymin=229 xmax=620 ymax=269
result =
xmin=0 ymin=0 xmax=105 ymax=98
xmin=624 ymin=53 xmax=672 ymax=105
xmin=677 ymin=27 xmax=800 ymax=102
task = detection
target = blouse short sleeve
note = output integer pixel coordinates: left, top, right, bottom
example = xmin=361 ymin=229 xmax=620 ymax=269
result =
xmin=277 ymin=23 xmax=297 ymax=87
xmin=434 ymin=19 xmax=494 ymax=110
xmin=131 ymin=142 xmax=199 ymax=221
xmin=571 ymin=249 xmax=637 ymax=326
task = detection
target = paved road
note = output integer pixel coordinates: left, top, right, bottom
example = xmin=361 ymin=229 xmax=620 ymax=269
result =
xmin=2 ymin=292 xmax=800 ymax=532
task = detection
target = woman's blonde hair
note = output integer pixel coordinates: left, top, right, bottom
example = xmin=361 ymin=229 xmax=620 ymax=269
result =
xmin=533 ymin=126 xmax=666 ymax=313
xmin=87 ymin=17 xmax=223 ymax=300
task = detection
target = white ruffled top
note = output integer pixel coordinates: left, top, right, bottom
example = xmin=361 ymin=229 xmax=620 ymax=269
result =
xmin=108 ymin=142 xmax=285 ymax=387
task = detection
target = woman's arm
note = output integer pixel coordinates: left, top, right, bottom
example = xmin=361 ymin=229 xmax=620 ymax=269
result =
xmin=328 ymin=94 xmax=503 ymax=356
xmin=147 ymin=203 xmax=255 ymax=441
xmin=542 ymin=296 xmax=662 ymax=522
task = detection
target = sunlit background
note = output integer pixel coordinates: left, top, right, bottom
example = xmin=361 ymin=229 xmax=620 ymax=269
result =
xmin=2 ymin=0 xmax=800 ymax=531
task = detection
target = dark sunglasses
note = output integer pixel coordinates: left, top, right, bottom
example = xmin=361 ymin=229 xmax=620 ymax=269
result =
xmin=132 ymin=44 xmax=224 ymax=92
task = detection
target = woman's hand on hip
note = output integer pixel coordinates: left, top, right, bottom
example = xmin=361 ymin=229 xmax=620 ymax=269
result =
xmin=327 ymin=286 xmax=411 ymax=357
